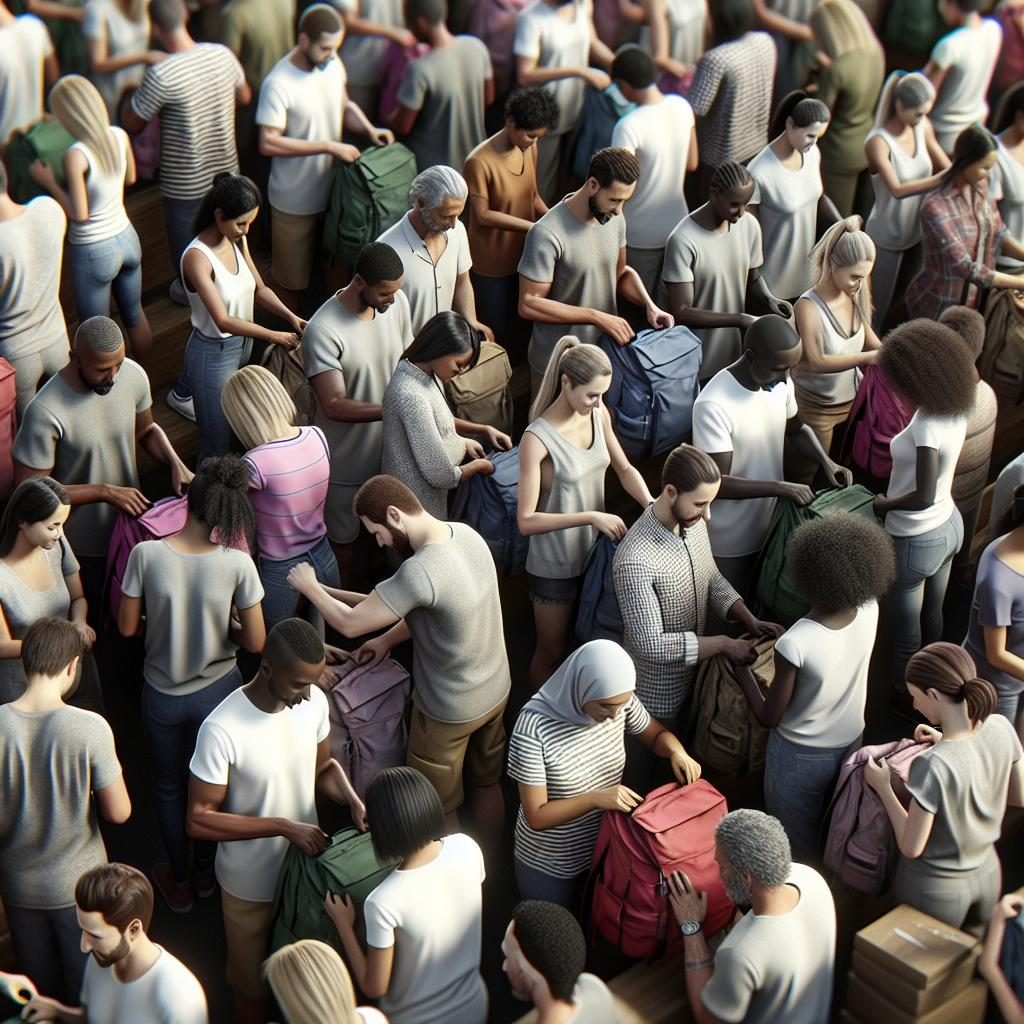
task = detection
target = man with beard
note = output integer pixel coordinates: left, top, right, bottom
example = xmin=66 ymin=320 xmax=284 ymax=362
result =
xmin=377 ymin=166 xmax=494 ymax=340
xmin=12 ymin=316 xmax=193 ymax=622
xmin=668 ymin=809 xmax=836 ymax=1024
xmin=301 ymin=242 xmax=412 ymax=582
xmin=518 ymin=146 xmax=674 ymax=393
xmin=14 ymin=863 xmax=207 ymax=1023
xmin=286 ymin=474 xmax=510 ymax=837
xmin=187 ymin=618 xmax=366 ymax=1024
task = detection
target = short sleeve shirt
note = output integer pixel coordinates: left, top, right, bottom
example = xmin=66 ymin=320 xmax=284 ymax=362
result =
xmin=0 ymin=15 xmax=53 ymax=143
xmin=964 ymin=542 xmax=1024 ymax=695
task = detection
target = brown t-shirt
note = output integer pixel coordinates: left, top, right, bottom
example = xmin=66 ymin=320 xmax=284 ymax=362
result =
xmin=464 ymin=133 xmax=539 ymax=278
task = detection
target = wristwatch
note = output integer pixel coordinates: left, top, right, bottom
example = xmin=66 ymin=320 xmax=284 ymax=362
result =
xmin=679 ymin=920 xmax=703 ymax=936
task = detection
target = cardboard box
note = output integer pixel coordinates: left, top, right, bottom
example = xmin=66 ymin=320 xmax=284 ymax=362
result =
xmin=851 ymin=949 xmax=978 ymax=1015
xmin=853 ymin=905 xmax=980 ymax=990
xmin=845 ymin=972 xmax=987 ymax=1024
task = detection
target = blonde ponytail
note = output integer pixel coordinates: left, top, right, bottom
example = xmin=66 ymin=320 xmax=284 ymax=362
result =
xmin=529 ymin=337 xmax=612 ymax=420
xmin=809 ymin=215 xmax=876 ymax=326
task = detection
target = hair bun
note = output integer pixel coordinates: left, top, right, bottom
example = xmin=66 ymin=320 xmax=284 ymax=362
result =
xmin=199 ymin=453 xmax=249 ymax=490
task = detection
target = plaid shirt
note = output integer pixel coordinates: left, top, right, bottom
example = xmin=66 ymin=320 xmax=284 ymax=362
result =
xmin=612 ymin=505 xmax=739 ymax=719
xmin=906 ymin=177 xmax=1007 ymax=321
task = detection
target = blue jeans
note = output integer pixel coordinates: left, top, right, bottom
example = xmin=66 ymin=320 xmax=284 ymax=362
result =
xmin=258 ymin=534 xmax=340 ymax=632
xmin=163 ymin=195 xmax=201 ymax=283
xmin=514 ymin=859 xmax=587 ymax=911
xmin=888 ymin=509 xmax=964 ymax=693
xmin=183 ymin=329 xmax=253 ymax=464
xmin=764 ymin=730 xmax=862 ymax=863
xmin=69 ymin=225 xmax=143 ymax=326
xmin=142 ymin=665 xmax=243 ymax=883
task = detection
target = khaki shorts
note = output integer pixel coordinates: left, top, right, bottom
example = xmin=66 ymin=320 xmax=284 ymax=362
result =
xmin=271 ymin=207 xmax=323 ymax=292
xmin=407 ymin=698 xmax=508 ymax=814
xmin=325 ymin=481 xmax=361 ymax=545
xmin=221 ymin=889 xmax=275 ymax=998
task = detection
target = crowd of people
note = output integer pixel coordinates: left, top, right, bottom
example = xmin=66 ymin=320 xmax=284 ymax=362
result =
xmin=2 ymin=0 xmax=1024 ymax=1019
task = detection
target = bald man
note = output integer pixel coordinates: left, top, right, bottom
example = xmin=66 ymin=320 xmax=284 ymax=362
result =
xmin=691 ymin=316 xmax=852 ymax=595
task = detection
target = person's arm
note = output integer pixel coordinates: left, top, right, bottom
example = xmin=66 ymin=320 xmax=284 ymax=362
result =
xmin=736 ymin=648 xmax=797 ymax=728
xmin=704 ymin=449 xmax=815 ymax=504
xmin=983 ymin=626 xmax=1024 ymax=684
xmin=864 ymin=133 xmax=946 ymax=199
xmin=603 ymin=405 xmax=655 ymax=508
xmin=749 ymin=0 xmax=813 ymax=40
xmin=314 ymin=737 xmax=366 ymax=828
xmin=286 ymin=566 xmax=401 ymax=639
xmin=229 ymin=602 xmax=266 ymax=653
xmin=616 ymin=247 xmax=675 ymax=331
xmin=687 ymin=126 xmax=700 ymax=173
xmin=63 ymin=569 xmax=94 ymax=650
xmin=16 ymin=993 xmax=84 ymax=1023
xmin=518 ymin=779 xmax=643 ymax=829
xmin=13 ymin=460 xmax=151 ymax=517
xmin=519 ymin=275 xmax=636 ymax=347
xmin=922 ymin=55 xmax=949 ymax=98
xmin=452 ymin=270 xmax=494 ymax=343
xmin=94 ymin=775 xmax=132 ymax=824
xmin=452 ymin=416 xmax=513 ymax=453
xmin=135 ymin=407 xmax=193 ymax=496
xmin=515 ymin=53 xmax=610 ymax=91
xmin=245 ymin=238 xmax=307 ymax=331
xmin=667 ymin=280 xmax=757 ymax=333
xmin=794 ymin=296 xmax=878 ymax=374
xmin=26 ymin=0 xmax=84 ymax=21
xmin=309 ymin=369 xmax=382 ymax=423
xmin=467 ymin=192 xmax=535 ymax=234
xmin=923 ymin=118 xmax=951 ymax=173
xmin=29 ymin=146 xmax=90 ymax=223
xmin=635 ymin=717 xmax=702 ymax=783
xmin=864 ymin=755 xmax=936 ymax=858
xmin=323 ymin=893 xmax=395 ymax=998
xmin=588 ymin=23 xmax=616 ymax=68
xmin=340 ymin=2 xmax=415 ymax=48
xmin=85 ymin=16 xmax=162 ymax=76
xmin=785 ymin=413 xmax=852 ymax=487
xmin=667 ymin=872 xmax=726 ymax=1024
xmin=0 ymin=604 xmax=20 ymax=662
xmin=873 ymin=445 xmax=938 ymax=516
xmin=747 ymin=270 xmax=794 ymax=319
xmin=642 ymin=0 xmax=691 ymax=79
xmin=979 ymin=895 xmax=1024 ymax=1024
xmin=258 ymin=125 xmax=360 ymax=163
xmin=117 ymin=593 xmax=144 ymax=637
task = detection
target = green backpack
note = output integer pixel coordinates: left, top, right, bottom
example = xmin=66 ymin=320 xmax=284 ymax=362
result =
xmin=5 ymin=120 xmax=75 ymax=204
xmin=754 ymin=485 xmax=879 ymax=627
xmin=270 ymin=826 xmax=397 ymax=955
xmin=322 ymin=142 xmax=418 ymax=264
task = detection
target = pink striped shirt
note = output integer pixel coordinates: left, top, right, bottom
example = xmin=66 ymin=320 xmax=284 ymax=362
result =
xmin=245 ymin=427 xmax=330 ymax=560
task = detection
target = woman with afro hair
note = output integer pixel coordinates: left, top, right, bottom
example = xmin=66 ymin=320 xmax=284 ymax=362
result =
xmin=736 ymin=514 xmax=896 ymax=860
xmin=873 ymin=318 xmax=977 ymax=710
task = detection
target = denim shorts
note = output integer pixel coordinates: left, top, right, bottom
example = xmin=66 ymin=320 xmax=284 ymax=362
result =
xmin=528 ymin=573 xmax=581 ymax=606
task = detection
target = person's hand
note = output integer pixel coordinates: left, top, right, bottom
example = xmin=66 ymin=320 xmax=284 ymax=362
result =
xmin=862 ymin=348 xmax=880 ymax=364
xmin=290 ymin=316 xmax=308 ymax=336
xmin=720 ymin=635 xmax=757 ymax=665
xmin=467 ymin=458 xmax=495 ymax=479
xmin=353 ymin=634 xmax=392 ymax=669
xmin=768 ymin=298 xmax=794 ymax=319
xmin=738 ymin=313 xmax=759 ymax=330
xmin=368 ymin=126 xmax=395 ymax=147
xmin=105 ymin=485 xmax=152 ymax=517
xmin=0 ymin=972 xmax=36 ymax=1006
xmin=471 ymin=320 xmax=496 ymax=344
xmin=667 ymin=871 xmax=708 ymax=926
xmin=484 ymin=426 xmax=513 ymax=452
xmin=350 ymin=795 xmax=367 ymax=831
xmin=748 ymin=618 xmax=784 ymax=640
xmin=286 ymin=562 xmax=318 ymax=595
xmin=863 ymin=754 xmax=893 ymax=795
xmin=913 ymin=723 xmax=942 ymax=745
xmin=823 ymin=461 xmax=852 ymax=489
xmin=593 ymin=311 xmax=636 ymax=347
xmin=993 ymin=893 xmax=1024 ymax=922
xmin=324 ymin=644 xmax=352 ymax=666
xmin=28 ymin=160 xmax=56 ymax=188
xmin=144 ymin=50 xmax=167 ymax=64
xmin=670 ymin=749 xmax=702 ymax=785
xmin=775 ymin=481 xmax=815 ymax=506
xmin=20 ymin=995 xmax=64 ymax=1023
xmin=388 ymin=26 xmax=417 ymax=47
xmin=329 ymin=141 xmax=362 ymax=163
xmin=324 ymin=890 xmax=357 ymax=932
xmin=464 ymin=438 xmax=486 ymax=460
xmin=582 ymin=67 xmax=611 ymax=91
xmin=595 ymin=784 xmax=643 ymax=813
xmin=872 ymin=495 xmax=888 ymax=518
xmin=590 ymin=511 xmax=627 ymax=540
xmin=171 ymin=462 xmax=194 ymax=497
xmin=72 ymin=620 xmax=96 ymax=651
xmin=284 ymin=820 xmax=329 ymax=856
xmin=271 ymin=330 xmax=301 ymax=350
xmin=646 ymin=304 xmax=675 ymax=330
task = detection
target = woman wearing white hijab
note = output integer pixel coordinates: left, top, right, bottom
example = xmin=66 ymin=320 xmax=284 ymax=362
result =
xmin=507 ymin=639 xmax=701 ymax=907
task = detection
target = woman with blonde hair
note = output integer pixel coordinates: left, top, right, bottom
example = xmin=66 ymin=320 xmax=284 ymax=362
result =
xmin=29 ymin=74 xmax=152 ymax=365
xmin=221 ymin=365 xmax=339 ymax=631
xmin=82 ymin=0 xmax=161 ymax=117
xmin=793 ymin=216 xmax=880 ymax=469
xmin=807 ymin=0 xmax=885 ymax=216
xmin=518 ymin=336 xmax=654 ymax=688
xmin=264 ymin=939 xmax=387 ymax=1023
xmin=864 ymin=71 xmax=949 ymax=330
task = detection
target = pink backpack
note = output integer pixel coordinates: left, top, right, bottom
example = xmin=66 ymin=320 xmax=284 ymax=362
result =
xmin=589 ymin=780 xmax=735 ymax=960
xmin=823 ymin=737 xmax=929 ymax=896
xmin=0 ymin=358 xmax=16 ymax=502
xmin=378 ymin=40 xmax=431 ymax=123
xmin=468 ymin=0 xmax=531 ymax=95
xmin=326 ymin=656 xmax=412 ymax=800
xmin=842 ymin=363 xmax=912 ymax=481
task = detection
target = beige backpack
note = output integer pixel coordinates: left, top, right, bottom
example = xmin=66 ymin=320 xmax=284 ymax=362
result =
xmin=443 ymin=340 xmax=513 ymax=437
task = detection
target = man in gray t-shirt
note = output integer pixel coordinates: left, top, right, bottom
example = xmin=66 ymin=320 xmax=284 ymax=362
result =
xmin=286 ymin=474 xmax=510 ymax=822
xmin=518 ymin=146 xmax=673 ymax=378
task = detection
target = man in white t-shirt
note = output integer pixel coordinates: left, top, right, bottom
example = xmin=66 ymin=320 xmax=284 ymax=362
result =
xmin=502 ymin=899 xmax=619 ymax=1023
xmin=15 ymin=863 xmax=208 ymax=1023
xmin=610 ymin=45 xmax=697 ymax=296
xmin=0 ymin=1 xmax=57 ymax=144
xmin=257 ymin=3 xmax=393 ymax=312
xmin=187 ymin=618 xmax=366 ymax=1024
xmin=669 ymin=809 xmax=836 ymax=1024
xmin=692 ymin=315 xmax=851 ymax=596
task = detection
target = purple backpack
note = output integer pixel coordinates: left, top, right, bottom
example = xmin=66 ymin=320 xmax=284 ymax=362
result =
xmin=842 ymin=364 xmax=912 ymax=481
xmin=326 ymin=657 xmax=411 ymax=800
xmin=823 ymin=737 xmax=929 ymax=895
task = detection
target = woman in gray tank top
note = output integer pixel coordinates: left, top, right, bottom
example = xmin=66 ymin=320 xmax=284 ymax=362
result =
xmin=518 ymin=337 xmax=654 ymax=688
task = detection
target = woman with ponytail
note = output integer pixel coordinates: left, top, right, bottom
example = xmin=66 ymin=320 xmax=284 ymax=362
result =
xmin=865 ymin=642 xmax=1024 ymax=935
xmin=747 ymin=92 xmax=840 ymax=301
xmin=118 ymin=454 xmax=266 ymax=913
xmin=864 ymin=71 xmax=950 ymax=330
xmin=792 ymin=216 xmax=880 ymax=466
xmin=964 ymin=485 xmax=1024 ymax=738
xmin=518 ymin=336 xmax=653 ymax=688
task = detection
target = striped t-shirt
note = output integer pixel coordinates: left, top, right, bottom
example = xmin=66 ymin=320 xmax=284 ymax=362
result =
xmin=131 ymin=43 xmax=244 ymax=201
xmin=245 ymin=427 xmax=331 ymax=561
xmin=508 ymin=697 xmax=651 ymax=878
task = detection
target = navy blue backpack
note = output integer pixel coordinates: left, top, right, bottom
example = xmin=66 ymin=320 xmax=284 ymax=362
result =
xmin=599 ymin=325 xmax=703 ymax=461
xmin=575 ymin=535 xmax=623 ymax=644
xmin=571 ymin=83 xmax=636 ymax=181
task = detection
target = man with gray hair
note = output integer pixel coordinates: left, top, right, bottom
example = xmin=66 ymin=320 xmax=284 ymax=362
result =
xmin=667 ymin=808 xmax=836 ymax=1024
xmin=376 ymin=165 xmax=493 ymax=339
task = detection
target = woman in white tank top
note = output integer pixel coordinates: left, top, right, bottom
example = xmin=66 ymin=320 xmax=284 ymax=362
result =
xmin=864 ymin=72 xmax=950 ymax=330
xmin=993 ymin=85 xmax=1024 ymax=272
xmin=171 ymin=173 xmax=306 ymax=464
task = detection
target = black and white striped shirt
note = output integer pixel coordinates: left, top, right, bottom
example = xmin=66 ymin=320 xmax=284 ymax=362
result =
xmin=508 ymin=698 xmax=650 ymax=879
xmin=131 ymin=43 xmax=244 ymax=201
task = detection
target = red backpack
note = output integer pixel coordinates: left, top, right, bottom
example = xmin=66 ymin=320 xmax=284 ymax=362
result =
xmin=823 ymin=737 xmax=929 ymax=896
xmin=841 ymin=364 xmax=912 ymax=480
xmin=0 ymin=358 xmax=16 ymax=501
xmin=589 ymin=780 xmax=734 ymax=960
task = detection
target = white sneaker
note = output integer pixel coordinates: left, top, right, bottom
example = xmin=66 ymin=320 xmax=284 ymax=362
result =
xmin=168 ymin=279 xmax=188 ymax=306
xmin=166 ymin=390 xmax=196 ymax=422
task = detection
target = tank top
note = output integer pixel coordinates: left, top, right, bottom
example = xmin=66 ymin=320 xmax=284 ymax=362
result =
xmin=182 ymin=236 xmax=256 ymax=339
xmin=793 ymin=289 xmax=865 ymax=404
xmin=525 ymin=409 xmax=610 ymax=579
xmin=995 ymin=138 xmax=1024 ymax=271
xmin=67 ymin=128 xmax=132 ymax=245
xmin=864 ymin=122 xmax=932 ymax=251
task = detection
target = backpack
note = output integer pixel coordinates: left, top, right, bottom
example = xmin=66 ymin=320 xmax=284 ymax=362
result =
xmin=883 ymin=0 xmax=945 ymax=55
xmin=599 ymin=326 xmax=702 ymax=461
xmin=754 ymin=485 xmax=879 ymax=627
xmin=0 ymin=359 xmax=16 ymax=502
xmin=270 ymin=826 xmax=397 ymax=955
xmin=572 ymin=84 xmax=636 ymax=182
xmin=823 ymin=738 xmax=929 ymax=896
xmin=443 ymin=340 xmax=513 ymax=437
xmin=4 ymin=120 xmax=75 ymax=204
xmin=689 ymin=637 xmax=776 ymax=777
xmin=981 ymin=287 xmax=1024 ymax=406
xmin=322 ymin=143 xmax=418 ymax=265
xmin=840 ymin=364 xmax=912 ymax=482
xmin=589 ymin=780 xmax=735 ymax=960
xmin=261 ymin=344 xmax=315 ymax=426
xmin=575 ymin=535 xmax=623 ymax=644
xmin=378 ymin=40 xmax=431 ymax=122
xmin=325 ymin=656 xmax=412 ymax=801
xmin=450 ymin=446 xmax=528 ymax=576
